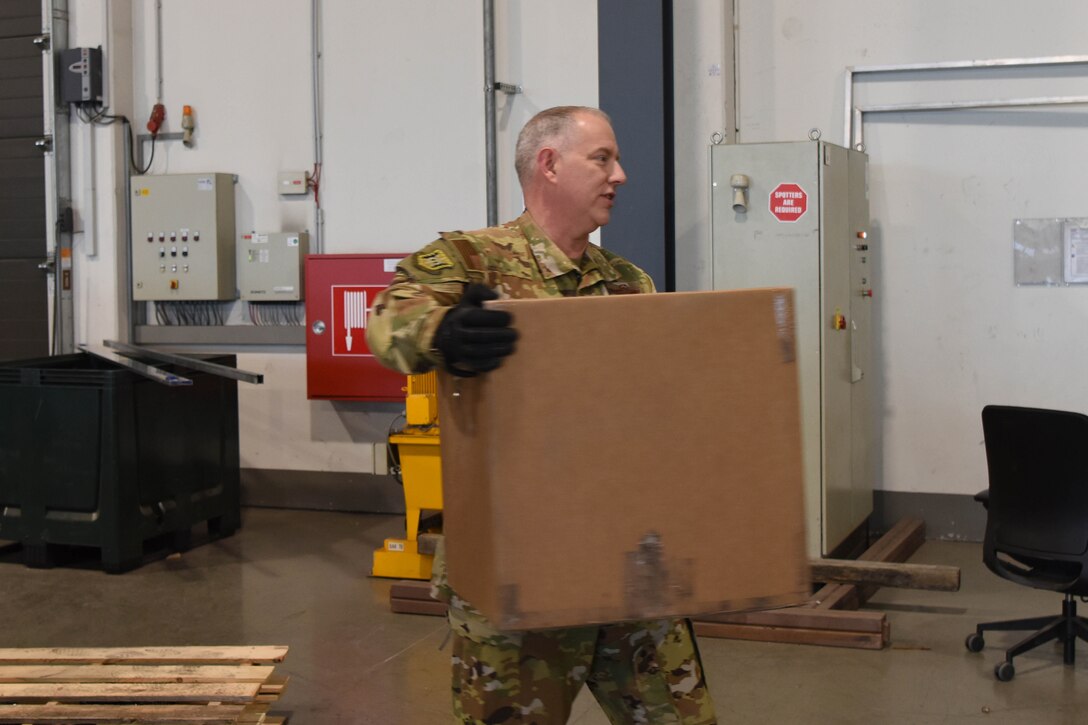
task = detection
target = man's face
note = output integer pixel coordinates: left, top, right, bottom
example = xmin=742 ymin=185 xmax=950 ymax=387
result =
xmin=552 ymin=113 xmax=627 ymax=234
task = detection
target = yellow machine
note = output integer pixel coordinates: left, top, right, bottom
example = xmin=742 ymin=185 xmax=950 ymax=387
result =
xmin=371 ymin=372 xmax=442 ymax=579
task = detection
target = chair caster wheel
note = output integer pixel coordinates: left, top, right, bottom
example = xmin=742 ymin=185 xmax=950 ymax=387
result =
xmin=995 ymin=661 xmax=1015 ymax=681
xmin=965 ymin=633 xmax=985 ymax=652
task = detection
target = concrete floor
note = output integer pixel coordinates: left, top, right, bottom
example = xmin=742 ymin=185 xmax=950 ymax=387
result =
xmin=3 ymin=508 xmax=1088 ymax=724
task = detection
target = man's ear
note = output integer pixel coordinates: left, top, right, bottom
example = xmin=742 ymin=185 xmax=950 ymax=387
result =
xmin=537 ymin=147 xmax=560 ymax=183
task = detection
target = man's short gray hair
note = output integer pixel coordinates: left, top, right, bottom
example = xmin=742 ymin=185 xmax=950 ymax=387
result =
xmin=514 ymin=106 xmax=611 ymax=187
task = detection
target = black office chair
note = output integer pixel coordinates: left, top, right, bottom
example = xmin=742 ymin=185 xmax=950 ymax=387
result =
xmin=965 ymin=405 xmax=1088 ymax=681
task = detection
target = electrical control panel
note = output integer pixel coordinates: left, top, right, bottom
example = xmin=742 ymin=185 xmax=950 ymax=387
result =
xmin=60 ymin=47 xmax=103 ymax=104
xmin=238 ymin=231 xmax=309 ymax=301
xmin=709 ymin=141 xmax=871 ymax=558
xmin=131 ymin=173 xmax=237 ymax=301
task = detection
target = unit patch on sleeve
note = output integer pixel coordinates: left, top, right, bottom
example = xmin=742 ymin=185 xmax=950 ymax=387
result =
xmin=417 ymin=249 xmax=455 ymax=272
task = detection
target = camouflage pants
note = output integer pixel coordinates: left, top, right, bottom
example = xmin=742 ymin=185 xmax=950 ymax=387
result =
xmin=450 ymin=615 xmax=717 ymax=724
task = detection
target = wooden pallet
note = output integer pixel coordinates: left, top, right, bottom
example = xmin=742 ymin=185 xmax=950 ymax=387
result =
xmin=0 ymin=646 xmax=289 ymax=724
xmin=389 ymin=517 xmax=951 ymax=651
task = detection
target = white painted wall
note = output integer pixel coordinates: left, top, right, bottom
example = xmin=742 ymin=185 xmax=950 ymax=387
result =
xmin=493 ymin=3 xmax=599 ymax=223
xmin=672 ymin=1 xmax=731 ymax=295
xmin=724 ymin=1 xmax=1088 ymax=496
xmin=66 ymin=1 xmax=598 ymax=480
xmin=68 ymin=1 xmax=1083 ymax=502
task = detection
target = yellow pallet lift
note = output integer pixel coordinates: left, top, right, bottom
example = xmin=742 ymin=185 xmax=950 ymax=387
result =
xmin=371 ymin=372 xmax=442 ymax=579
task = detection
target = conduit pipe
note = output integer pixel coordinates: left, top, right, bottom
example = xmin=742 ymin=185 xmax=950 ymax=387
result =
xmin=311 ymin=0 xmax=324 ymax=252
xmin=482 ymin=2 xmax=520 ymax=225
xmin=483 ymin=0 xmax=497 ymax=225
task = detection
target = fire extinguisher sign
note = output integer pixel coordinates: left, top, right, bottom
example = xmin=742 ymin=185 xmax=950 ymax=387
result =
xmin=331 ymin=285 xmax=385 ymax=356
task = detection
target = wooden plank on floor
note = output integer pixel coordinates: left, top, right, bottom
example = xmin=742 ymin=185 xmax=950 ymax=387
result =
xmin=256 ymin=674 xmax=290 ymax=702
xmin=0 ymin=681 xmax=261 ymax=703
xmin=858 ymin=517 xmax=926 ymax=564
xmin=258 ymin=674 xmax=289 ymax=696
xmin=391 ymin=597 xmax=447 ymax=616
xmin=0 ymin=664 xmax=275 ymax=684
xmin=811 ymin=583 xmax=859 ymax=611
xmin=417 ymin=533 xmax=441 ymax=555
xmin=237 ymin=702 xmax=270 ymax=723
xmin=693 ymin=620 xmax=887 ymax=650
xmin=854 ymin=517 xmax=926 ymax=604
xmin=810 ymin=559 xmax=960 ymax=592
xmin=0 ymin=646 xmax=289 ymax=666
xmin=0 ymin=703 xmax=247 ymax=724
xmin=814 ymin=517 xmax=926 ymax=609
xmin=697 ymin=606 xmax=886 ymax=633
xmin=390 ymin=580 xmax=435 ymax=601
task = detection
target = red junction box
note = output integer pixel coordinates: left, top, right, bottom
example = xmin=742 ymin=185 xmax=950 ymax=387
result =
xmin=305 ymin=253 xmax=409 ymax=401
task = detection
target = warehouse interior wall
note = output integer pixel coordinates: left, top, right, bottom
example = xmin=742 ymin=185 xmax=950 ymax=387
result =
xmin=721 ymin=1 xmax=1088 ymax=515
xmin=63 ymin=0 xmax=596 ymax=510
xmin=672 ymin=1 xmax=1088 ymax=537
xmin=58 ymin=1 xmax=1088 ymax=534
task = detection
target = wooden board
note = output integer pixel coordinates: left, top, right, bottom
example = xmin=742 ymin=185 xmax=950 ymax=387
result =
xmin=693 ymin=620 xmax=888 ymax=650
xmin=0 ymin=664 xmax=275 ymax=683
xmin=698 ymin=606 xmax=886 ymax=633
xmin=810 ymin=558 xmax=960 ymax=592
xmin=0 ymin=681 xmax=261 ymax=703
xmin=0 ymin=704 xmax=248 ymax=724
xmin=390 ymin=580 xmax=436 ymax=601
xmin=0 ymin=646 xmax=288 ymax=666
xmin=824 ymin=517 xmax=927 ymax=607
xmin=391 ymin=597 xmax=448 ymax=616
xmin=807 ymin=583 xmax=859 ymax=611
xmin=0 ymin=646 xmax=289 ymax=724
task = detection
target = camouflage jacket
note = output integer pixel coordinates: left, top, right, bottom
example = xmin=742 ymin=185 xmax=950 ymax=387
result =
xmin=365 ymin=211 xmax=655 ymax=374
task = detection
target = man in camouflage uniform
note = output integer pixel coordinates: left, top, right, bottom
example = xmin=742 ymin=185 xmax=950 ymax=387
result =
xmin=366 ymin=106 xmax=717 ymax=725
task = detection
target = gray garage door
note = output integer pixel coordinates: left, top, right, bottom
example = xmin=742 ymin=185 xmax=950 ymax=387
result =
xmin=0 ymin=1 xmax=48 ymax=361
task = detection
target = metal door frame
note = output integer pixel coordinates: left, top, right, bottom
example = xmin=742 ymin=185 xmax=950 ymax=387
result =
xmin=41 ymin=0 xmax=73 ymax=354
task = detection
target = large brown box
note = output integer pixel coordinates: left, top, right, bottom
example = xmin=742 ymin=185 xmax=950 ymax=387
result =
xmin=438 ymin=288 xmax=809 ymax=630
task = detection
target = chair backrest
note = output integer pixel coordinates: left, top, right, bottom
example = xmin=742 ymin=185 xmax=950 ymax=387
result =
xmin=982 ymin=405 xmax=1088 ymax=561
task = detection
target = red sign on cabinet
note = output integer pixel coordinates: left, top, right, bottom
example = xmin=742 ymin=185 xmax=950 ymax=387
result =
xmin=306 ymin=254 xmax=407 ymax=401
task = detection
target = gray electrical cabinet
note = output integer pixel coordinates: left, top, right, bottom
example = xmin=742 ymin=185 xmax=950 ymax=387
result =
xmin=237 ymin=231 xmax=309 ymax=301
xmin=131 ymin=173 xmax=237 ymax=301
xmin=709 ymin=141 xmax=872 ymax=557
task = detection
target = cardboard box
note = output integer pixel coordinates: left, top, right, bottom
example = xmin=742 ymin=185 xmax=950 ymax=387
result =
xmin=438 ymin=288 xmax=809 ymax=630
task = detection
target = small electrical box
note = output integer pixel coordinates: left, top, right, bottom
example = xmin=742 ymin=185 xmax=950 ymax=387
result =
xmin=277 ymin=171 xmax=309 ymax=195
xmin=238 ymin=231 xmax=309 ymax=301
xmin=131 ymin=173 xmax=237 ymax=301
xmin=59 ymin=47 xmax=103 ymax=104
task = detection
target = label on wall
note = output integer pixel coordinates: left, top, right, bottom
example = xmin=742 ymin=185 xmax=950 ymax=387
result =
xmin=770 ymin=183 xmax=808 ymax=223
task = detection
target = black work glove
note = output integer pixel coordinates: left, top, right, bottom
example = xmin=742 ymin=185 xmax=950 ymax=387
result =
xmin=432 ymin=283 xmax=518 ymax=377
